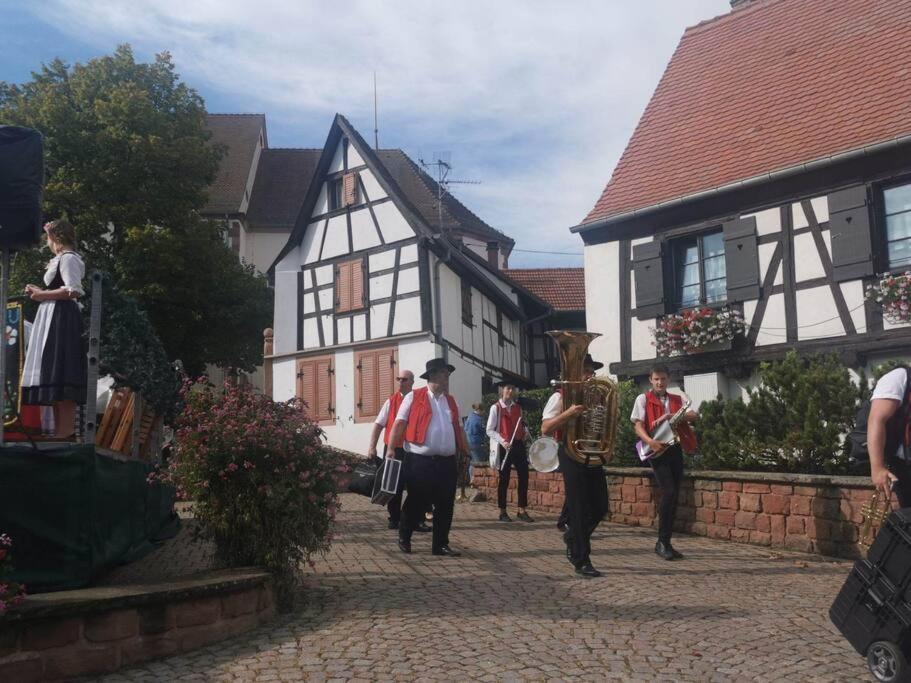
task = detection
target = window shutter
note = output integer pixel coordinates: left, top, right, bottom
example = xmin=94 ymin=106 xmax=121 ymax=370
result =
xmin=377 ymin=348 xmax=397 ymax=399
xmin=343 ymin=172 xmax=358 ymax=206
xmin=632 ymin=241 xmax=665 ymax=319
xmin=829 ymin=185 xmax=874 ymax=281
xmin=296 ymin=360 xmax=316 ymax=416
xmin=357 ymin=352 xmax=378 ymax=417
xmin=316 ymin=357 xmax=334 ymax=422
xmin=723 ymin=216 xmax=760 ymax=302
xmin=336 ymin=262 xmax=351 ymax=312
xmin=351 ymin=258 xmax=365 ymax=310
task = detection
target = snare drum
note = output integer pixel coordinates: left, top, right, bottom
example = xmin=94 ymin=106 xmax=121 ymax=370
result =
xmin=528 ymin=437 xmax=560 ymax=473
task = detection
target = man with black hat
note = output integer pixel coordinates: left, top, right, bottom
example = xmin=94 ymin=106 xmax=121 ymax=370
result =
xmin=487 ymin=379 xmax=533 ymax=522
xmin=388 ymin=357 xmax=469 ymax=557
xmin=541 ymin=353 xmax=608 ymax=578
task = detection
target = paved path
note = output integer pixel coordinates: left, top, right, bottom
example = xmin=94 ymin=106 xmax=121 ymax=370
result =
xmin=96 ymin=494 xmax=869 ymax=682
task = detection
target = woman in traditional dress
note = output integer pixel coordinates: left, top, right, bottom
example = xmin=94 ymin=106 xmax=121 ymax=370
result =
xmin=22 ymin=219 xmax=86 ymax=438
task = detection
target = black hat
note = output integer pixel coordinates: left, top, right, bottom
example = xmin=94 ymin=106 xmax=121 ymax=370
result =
xmin=584 ymin=354 xmax=604 ymax=371
xmin=420 ymin=357 xmax=456 ymax=380
xmin=495 ymin=378 xmax=519 ymax=389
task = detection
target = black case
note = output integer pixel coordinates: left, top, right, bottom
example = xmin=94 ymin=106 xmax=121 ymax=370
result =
xmin=0 ymin=126 xmax=44 ymax=249
xmin=830 ymin=508 xmax=911 ymax=658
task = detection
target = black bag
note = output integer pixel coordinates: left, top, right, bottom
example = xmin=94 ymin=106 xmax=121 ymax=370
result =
xmin=848 ymin=367 xmax=911 ymax=467
xmin=347 ymin=458 xmax=380 ymax=497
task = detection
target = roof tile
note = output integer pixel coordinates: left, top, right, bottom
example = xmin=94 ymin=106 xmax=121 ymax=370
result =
xmin=502 ymin=268 xmax=585 ymax=311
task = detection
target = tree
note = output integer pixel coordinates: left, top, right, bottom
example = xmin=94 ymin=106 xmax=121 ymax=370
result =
xmin=0 ymin=46 xmax=271 ymax=375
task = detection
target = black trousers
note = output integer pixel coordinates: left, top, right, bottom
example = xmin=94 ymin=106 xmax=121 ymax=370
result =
xmin=400 ymin=454 xmax=457 ymax=551
xmin=497 ymin=442 xmax=529 ymax=509
xmin=650 ymin=445 xmax=684 ymax=544
xmin=384 ymin=445 xmax=407 ymax=524
xmin=887 ymin=454 xmax=911 ymax=508
xmin=559 ymin=448 xmax=608 ymax=567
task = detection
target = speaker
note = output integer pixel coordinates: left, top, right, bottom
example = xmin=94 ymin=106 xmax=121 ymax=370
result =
xmin=0 ymin=126 xmax=44 ymax=249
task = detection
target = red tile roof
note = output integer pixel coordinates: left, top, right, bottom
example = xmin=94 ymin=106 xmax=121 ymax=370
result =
xmin=502 ymin=268 xmax=585 ymax=311
xmin=582 ymin=0 xmax=911 ymax=225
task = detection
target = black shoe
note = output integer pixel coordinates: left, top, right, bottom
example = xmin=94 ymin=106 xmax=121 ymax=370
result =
xmin=388 ymin=520 xmax=400 ymax=530
xmin=415 ymin=523 xmax=432 ymax=533
xmin=432 ymin=545 xmax=461 ymax=557
xmin=563 ymin=532 xmax=575 ymax=566
xmin=669 ymin=545 xmax=683 ymax=560
xmin=575 ymin=563 xmax=602 ymax=578
xmin=398 ymin=538 xmax=412 ymax=554
xmin=556 ymin=520 xmax=567 ymax=532
xmin=655 ymin=541 xmax=675 ymax=561
xmin=499 ymin=511 xmax=512 ymax=522
xmin=517 ymin=511 xmax=534 ymax=523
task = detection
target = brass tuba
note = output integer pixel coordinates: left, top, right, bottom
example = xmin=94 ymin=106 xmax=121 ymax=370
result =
xmin=548 ymin=330 xmax=620 ymax=467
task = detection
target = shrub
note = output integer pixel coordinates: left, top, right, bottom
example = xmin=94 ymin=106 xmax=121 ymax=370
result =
xmin=161 ymin=379 xmax=339 ymax=608
xmin=694 ymin=352 xmax=857 ymax=474
xmin=0 ymin=534 xmax=27 ymax=615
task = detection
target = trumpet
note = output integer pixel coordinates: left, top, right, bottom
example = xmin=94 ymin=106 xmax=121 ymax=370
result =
xmin=859 ymin=491 xmax=892 ymax=549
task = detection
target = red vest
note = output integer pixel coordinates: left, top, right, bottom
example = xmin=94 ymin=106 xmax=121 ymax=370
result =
xmin=645 ymin=391 xmax=697 ymax=454
xmin=497 ymin=401 xmax=523 ymax=442
xmin=383 ymin=391 xmax=406 ymax=446
xmin=404 ymin=387 xmax=465 ymax=451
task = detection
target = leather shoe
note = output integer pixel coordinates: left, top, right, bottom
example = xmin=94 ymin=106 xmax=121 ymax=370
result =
xmin=397 ymin=538 xmax=412 ymax=554
xmin=669 ymin=545 xmax=684 ymax=559
xmin=557 ymin=520 xmax=567 ymax=532
xmin=655 ymin=540 xmax=675 ymax=561
xmin=432 ymin=545 xmax=461 ymax=557
xmin=575 ymin=563 xmax=602 ymax=578
xmin=499 ymin=511 xmax=512 ymax=522
xmin=517 ymin=511 xmax=534 ymax=523
xmin=415 ymin=523 xmax=432 ymax=533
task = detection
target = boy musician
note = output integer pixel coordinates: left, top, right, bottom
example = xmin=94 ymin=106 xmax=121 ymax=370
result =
xmin=631 ymin=364 xmax=698 ymax=561
xmin=541 ymin=354 xmax=608 ymax=578
xmin=487 ymin=380 xmax=533 ymax=523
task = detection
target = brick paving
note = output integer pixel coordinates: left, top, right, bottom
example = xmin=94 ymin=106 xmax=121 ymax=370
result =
xmin=95 ymin=493 xmax=869 ymax=682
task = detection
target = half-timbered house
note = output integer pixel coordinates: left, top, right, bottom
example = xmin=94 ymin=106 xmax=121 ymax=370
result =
xmin=268 ymin=114 xmax=555 ymax=453
xmin=573 ymin=0 xmax=911 ymax=407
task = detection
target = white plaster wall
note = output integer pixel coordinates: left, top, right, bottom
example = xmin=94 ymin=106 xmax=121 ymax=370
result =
xmin=315 ymin=265 xmax=333 ymax=286
xmin=351 ymin=208 xmax=381 ymax=252
xmin=883 ymin=315 xmax=911 ymax=332
xmin=400 ymin=244 xmax=418 ymax=264
xmin=811 ymin=196 xmax=829 ymax=223
xmin=438 ymin=262 xmax=463 ymax=342
xmin=631 ymin=318 xmax=655 ymax=361
xmin=321 ymin=216 xmax=349 ymax=259
xmin=447 ymin=347 xmax=487 ymax=419
xmin=328 ymin=141 xmax=344 ymax=174
xmin=303 ymin=291 xmax=316 ymax=315
xmin=273 ymin=271 xmax=298 ymax=354
xmin=393 ymin=298 xmax=422 ymax=335
xmin=322 ymin=314 xmax=335 ymax=345
xmin=793 ymin=232 xmax=825 ymax=282
xmin=314 ymin=185 xmax=329 ymax=216
xmin=841 ymin=280 xmax=867 ymax=334
xmin=369 ymin=249 xmax=396 ymax=272
xmin=373 ymin=201 xmax=415 ymax=243
xmin=272 ymin=358 xmax=296 ymax=402
xmin=301 ymin=221 xmax=324 ymax=264
xmin=749 ymin=293 xmax=787 ymax=346
xmin=370 ymin=302 xmax=391 ymax=338
xmin=245 ymin=231 xmax=292 ymax=276
xmin=370 ymin=273 xmax=394 ymax=299
xmin=397 ymin=267 xmax=420 ymax=294
xmin=796 ymin=287 xmax=844 ymax=340
xmin=347 ymin=144 xmax=365 ymax=169
xmin=336 ymin=320 xmax=351 ymax=345
xmin=353 ymin=314 xmax=367 ymax=341
xmin=792 ymin=202 xmax=809 ymax=230
xmin=744 ymin=207 xmax=781 ymax=236
xmin=360 ymin=169 xmax=387 ymax=201
xmin=303 ymin=318 xmax=319 ymax=349
xmin=583 ymin=241 xmax=621 ymax=372
xmin=683 ymin=372 xmax=728 ymax=410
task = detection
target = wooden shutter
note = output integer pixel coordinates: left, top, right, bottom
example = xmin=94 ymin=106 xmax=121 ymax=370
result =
xmin=632 ymin=241 xmax=666 ymax=319
xmin=296 ymin=359 xmax=316 ymax=416
xmin=336 ymin=261 xmax=351 ymax=312
xmin=377 ymin=348 xmax=397 ymax=399
xmin=351 ymin=258 xmax=365 ymax=310
xmin=829 ymin=185 xmax=874 ymax=281
xmin=355 ymin=347 xmax=397 ymax=422
xmin=315 ymin=357 xmax=334 ymax=423
xmin=723 ymin=216 xmax=760 ymax=302
xmin=343 ymin=172 xmax=358 ymax=206
xmin=461 ymin=279 xmax=472 ymax=325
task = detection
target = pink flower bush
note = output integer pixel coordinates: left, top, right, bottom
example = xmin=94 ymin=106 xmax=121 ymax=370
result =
xmin=0 ymin=534 xmax=27 ymax=615
xmin=652 ymin=306 xmax=745 ymax=357
xmin=866 ymin=272 xmax=911 ymax=324
xmin=154 ymin=379 xmax=340 ymax=608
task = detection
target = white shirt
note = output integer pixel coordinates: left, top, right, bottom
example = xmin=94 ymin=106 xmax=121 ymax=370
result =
xmin=395 ymin=389 xmax=457 ymax=456
xmin=45 ymin=251 xmax=85 ymax=297
xmin=872 ymin=367 xmax=909 ymax=458
xmin=542 ymin=392 xmax=562 ymax=421
xmin=375 ymin=396 xmax=394 ymax=426
xmin=485 ymin=399 xmax=527 ymax=447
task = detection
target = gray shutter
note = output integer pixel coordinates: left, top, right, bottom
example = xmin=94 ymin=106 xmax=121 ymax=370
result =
xmin=632 ymin=241 xmax=665 ymax=319
xmin=723 ymin=216 xmax=760 ymax=302
xmin=829 ymin=185 xmax=873 ymax=281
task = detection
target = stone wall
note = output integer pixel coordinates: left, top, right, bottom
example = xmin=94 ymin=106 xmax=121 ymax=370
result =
xmin=472 ymin=465 xmax=879 ymax=558
xmin=0 ymin=569 xmax=274 ymax=681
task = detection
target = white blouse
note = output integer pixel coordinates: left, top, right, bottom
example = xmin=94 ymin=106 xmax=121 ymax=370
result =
xmin=44 ymin=252 xmax=85 ymax=297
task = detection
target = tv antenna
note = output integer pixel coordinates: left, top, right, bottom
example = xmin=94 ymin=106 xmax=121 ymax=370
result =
xmin=418 ymin=152 xmax=481 ymax=233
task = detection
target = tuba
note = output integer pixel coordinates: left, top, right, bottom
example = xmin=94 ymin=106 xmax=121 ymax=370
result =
xmin=548 ymin=330 xmax=620 ymax=467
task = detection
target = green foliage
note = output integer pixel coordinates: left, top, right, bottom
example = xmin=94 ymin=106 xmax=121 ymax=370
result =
xmin=694 ymin=352 xmax=857 ymax=474
xmin=114 ymin=219 xmax=273 ymax=376
xmin=480 ymin=379 xmax=640 ymax=467
xmin=161 ymin=380 xmax=339 ymax=608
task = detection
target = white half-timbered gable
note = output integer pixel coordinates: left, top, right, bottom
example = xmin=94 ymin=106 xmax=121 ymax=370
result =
xmin=573 ymin=0 xmax=911 ymax=408
xmin=268 ymin=114 xmax=539 ymax=453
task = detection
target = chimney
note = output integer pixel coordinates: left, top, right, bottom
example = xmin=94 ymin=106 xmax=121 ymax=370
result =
xmin=486 ymin=241 xmax=499 ymax=271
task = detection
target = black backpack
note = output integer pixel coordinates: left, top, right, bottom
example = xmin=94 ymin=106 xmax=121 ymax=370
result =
xmin=847 ymin=367 xmax=911 ymax=466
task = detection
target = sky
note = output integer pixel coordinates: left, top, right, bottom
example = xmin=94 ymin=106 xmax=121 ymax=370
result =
xmin=0 ymin=0 xmax=731 ymax=268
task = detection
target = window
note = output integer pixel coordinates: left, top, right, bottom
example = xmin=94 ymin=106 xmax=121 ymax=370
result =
xmin=354 ymin=347 xmax=397 ymax=422
xmin=672 ymin=230 xmax=726 ymax=309
xmin=296 ymin=355 xmax=335 ymax=425
xmin=885 ymin=183 xmax=911 ymax=269
xmin=328 ymin=177 xmax=344 ymax=211
xmin=461 ymin=279 xmax=473 ymax=326
xmin=335 ymin=258 xmax=366 ymax=314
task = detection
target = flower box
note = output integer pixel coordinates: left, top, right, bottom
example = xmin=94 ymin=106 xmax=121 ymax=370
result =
xmin=866 ymin=272 xmax=911 ymax=325
xmin=652 ymin=307 xmax=745 ymax=357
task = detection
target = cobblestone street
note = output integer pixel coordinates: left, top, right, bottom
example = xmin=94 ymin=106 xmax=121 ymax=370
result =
xmin=97 ymin=493 xmax=869 ymax=682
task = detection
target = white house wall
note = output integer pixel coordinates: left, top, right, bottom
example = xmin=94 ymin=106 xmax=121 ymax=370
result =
xmin=584 ymin=241 xmax=620 ymax=376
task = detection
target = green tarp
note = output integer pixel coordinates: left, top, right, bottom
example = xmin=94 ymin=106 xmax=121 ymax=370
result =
xmin=0 ymin=444 xmax=178 ymax=592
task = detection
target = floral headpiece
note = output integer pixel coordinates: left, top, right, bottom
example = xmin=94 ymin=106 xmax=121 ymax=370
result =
xmin=43 ymin=221 xmax=53 ymax=234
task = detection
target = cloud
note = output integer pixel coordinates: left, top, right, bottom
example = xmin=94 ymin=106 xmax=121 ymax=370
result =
xmin=26 ymin=0 xmax=731 ymax=267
